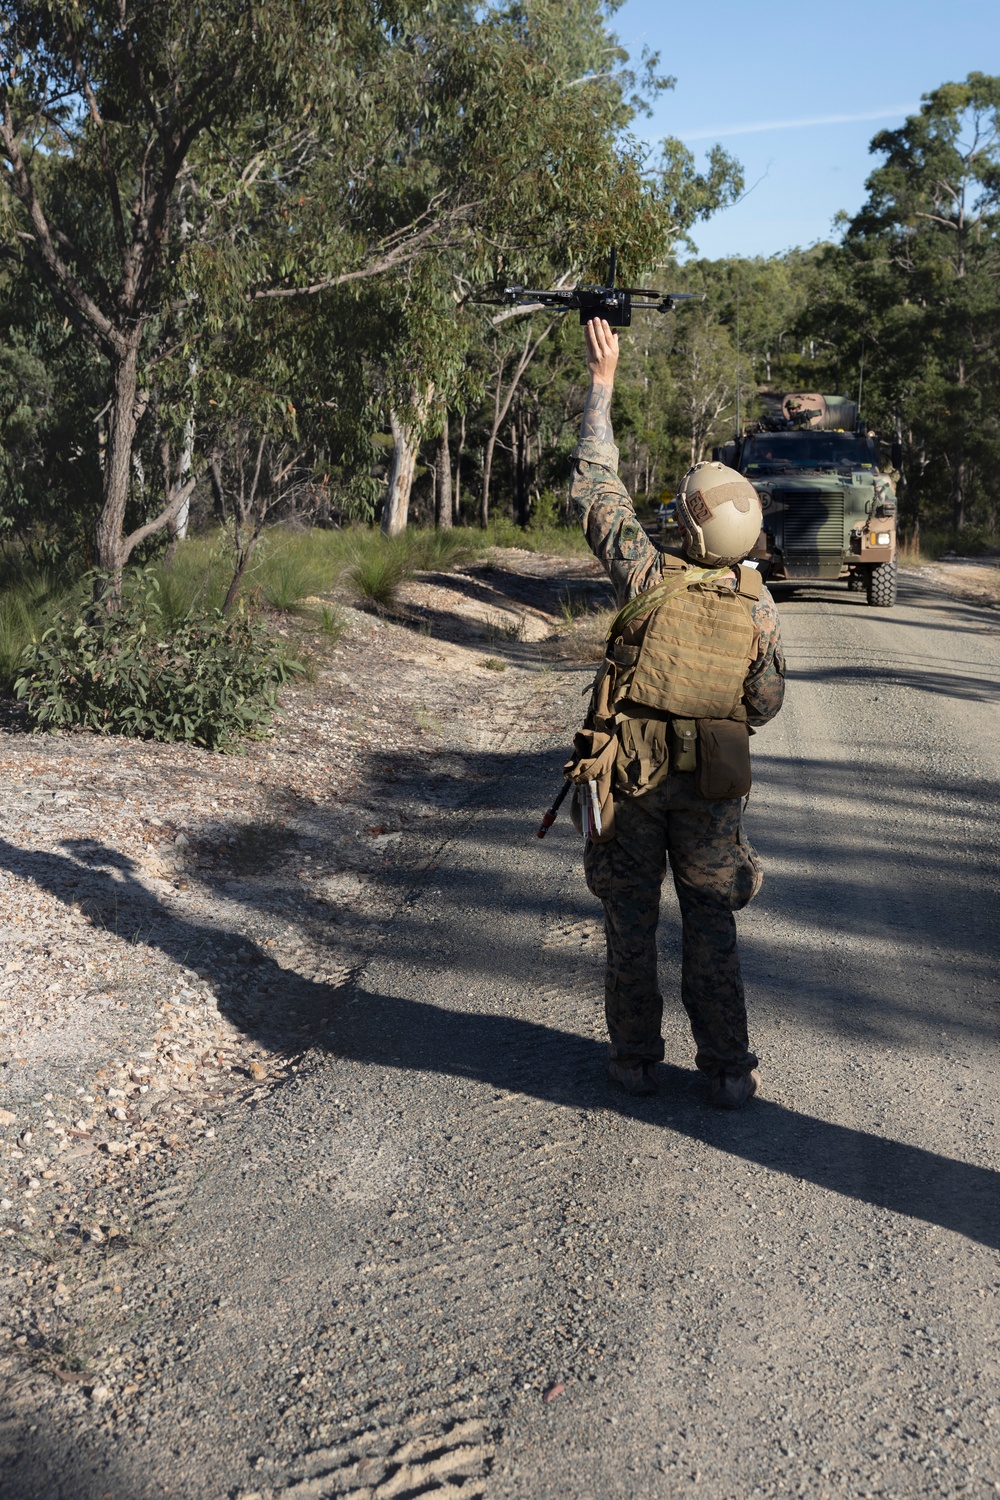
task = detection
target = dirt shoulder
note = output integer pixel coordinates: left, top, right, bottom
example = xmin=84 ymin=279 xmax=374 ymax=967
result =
xmin=0 ymin=547 xmax=609 ymax=1396
xmin=903 ymin=555 xmax=1000 ymax=607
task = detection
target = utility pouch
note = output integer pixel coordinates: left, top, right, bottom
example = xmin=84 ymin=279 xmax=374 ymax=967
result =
xmin=695 ymin=718 xmax=752 ymax=801
xmin=564 ymin=729 xmax=617 ymax=843
xmin=669 ymin=718 xmax=698 ymax=775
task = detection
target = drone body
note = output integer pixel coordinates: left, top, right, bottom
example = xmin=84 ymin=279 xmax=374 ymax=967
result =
xmin=480 ymin=249 xmax=703 ymax=327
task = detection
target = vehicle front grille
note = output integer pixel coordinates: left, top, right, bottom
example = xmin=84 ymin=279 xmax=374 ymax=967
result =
xmin=773 ymin=488 xmax=845 ymax=552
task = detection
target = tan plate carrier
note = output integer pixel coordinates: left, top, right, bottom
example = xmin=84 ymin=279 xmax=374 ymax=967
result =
xmin=565 ymin=559 xmax=763 ymax=839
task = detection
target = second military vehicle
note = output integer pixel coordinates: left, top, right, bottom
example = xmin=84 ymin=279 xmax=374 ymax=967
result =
xmin=715 ymin=393 xmax=898 ymax=607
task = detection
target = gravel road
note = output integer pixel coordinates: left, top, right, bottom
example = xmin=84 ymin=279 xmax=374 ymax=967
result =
xmin=3 ymin=567 xmax=999 ymax=1499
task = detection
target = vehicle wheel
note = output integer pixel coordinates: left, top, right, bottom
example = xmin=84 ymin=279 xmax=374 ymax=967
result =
xmin=847 ymin=570 xmax=866 ymax=593
xmin=866 ymin=557 xmax=897 ymax=607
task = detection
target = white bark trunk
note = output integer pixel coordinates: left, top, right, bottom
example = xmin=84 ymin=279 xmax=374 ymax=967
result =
xmin=381 ymin=411 xmax=419 ymax=536
xmin=381 ymin=385 xmax=434 ymax=536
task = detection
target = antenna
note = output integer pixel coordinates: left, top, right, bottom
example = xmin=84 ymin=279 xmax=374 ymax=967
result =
xmin=856 ymin=331 xmax=866 ymax=430
xmin=607 ymin=247 xmax=617 ymax=289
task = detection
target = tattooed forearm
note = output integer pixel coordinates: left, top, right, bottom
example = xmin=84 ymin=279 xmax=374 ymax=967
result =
xmin=580 ymin=379 xmax=615 ymax=445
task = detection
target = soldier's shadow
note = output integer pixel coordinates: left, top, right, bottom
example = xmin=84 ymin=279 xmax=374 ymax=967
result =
xmin=1 ymin=834 xmax=997 ymax=1254
xmin=333 ymin=981 xmax=1000 ymax=1253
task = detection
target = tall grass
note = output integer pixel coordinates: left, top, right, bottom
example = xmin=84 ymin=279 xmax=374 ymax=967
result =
xmin=348 ymin=545 xmax=411 ymax=609
xmin=0 ymin=569 xmax=76 ymax=690
xmin=0 ymin=522 xmax=588 ymax=695
xmin=151 ymin=526 xmax=492 ymax=617
xmin=485 ymin=518 xmax=588 ymax=556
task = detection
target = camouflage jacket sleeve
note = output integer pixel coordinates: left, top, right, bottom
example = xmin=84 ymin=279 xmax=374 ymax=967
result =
xmin=742 ymin=583 xmax=785 ymax=727
xmin=570 ymin=438 xmax=665 ymax=603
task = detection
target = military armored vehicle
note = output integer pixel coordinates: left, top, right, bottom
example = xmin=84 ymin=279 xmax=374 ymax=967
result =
xmin=714 ymin=393 xmax=898 ymax=607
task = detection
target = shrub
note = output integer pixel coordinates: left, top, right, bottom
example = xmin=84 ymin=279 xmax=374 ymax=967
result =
xmin=256 ymin=548 xmax=329 ymax=611
xmin=15 ymin=571 xmax=296 ymax=751
xmin=528 ymin=489 xmax=565 ymax=529
xmin=0 ymin=568 xmax=70 ymax=690
xmin=348 ymin=545 xmax=412 ymax=609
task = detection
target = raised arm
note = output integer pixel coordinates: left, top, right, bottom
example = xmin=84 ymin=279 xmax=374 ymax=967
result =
xmin=571 ymin=318 xmax=661 ymax=602
xmin=581 ymin=318 xmax=618 ymax=444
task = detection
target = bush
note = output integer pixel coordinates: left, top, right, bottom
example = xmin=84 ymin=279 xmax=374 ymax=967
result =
xmin=0 ymin=566 xmax=71 ymax=690
xmin=347 ymin=544 xmax=412 ymax=609
xmin=15 ymin=571 xmax=296 ymax=751
xmin=528 ymin=489 xmax=565 ymax=529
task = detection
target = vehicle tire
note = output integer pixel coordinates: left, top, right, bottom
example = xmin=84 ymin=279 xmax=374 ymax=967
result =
xmin=847 ymin=570 xmax=866 ymax=592
xmin=866 ymin=557 xmax=897 ymax=607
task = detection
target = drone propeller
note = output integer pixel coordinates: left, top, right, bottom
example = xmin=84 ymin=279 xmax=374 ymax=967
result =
xmin=472 ymin=250 xmax=704 ymax=327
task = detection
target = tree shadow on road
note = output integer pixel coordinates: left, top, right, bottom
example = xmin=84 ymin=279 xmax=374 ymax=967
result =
xmin=331 ymin=982 xmax=1000 ymax=1254
xmin=1 ymin=832 xmax=997 ymax=1254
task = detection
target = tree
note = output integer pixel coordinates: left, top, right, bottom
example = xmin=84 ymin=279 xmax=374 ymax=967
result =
xmin=0 ymin=0 xmax=337 ymax=587
xmin=801 ymin=75 xmax=1000 ymax=536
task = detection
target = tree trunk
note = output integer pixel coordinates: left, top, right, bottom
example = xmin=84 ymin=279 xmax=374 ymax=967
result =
xmin=94 ymin=332 xmax=143 ymax=591
xmin=951 ymin=450 xmax=966 ymax=534
xmin=382 ymin=410 xmax=420 ymax=536
xmin=514 ymin=406 xmax=530 ymax=527
xmin=169 ymin=367 xmax=198 ymax=545
xmin=480 ymin=322 xmax=554 ymax=530
xmin=436 ymin=415 xmax=453 ymax=530
xmin=382 ymin=385 xmax=433 ymax=536
xmin=453 ymin=412 xmax=465 ymax=524
xmin=209 ymin=453 xmax=227 ymax=523
xmin=480 ymin=428 xmax=498 ymax=527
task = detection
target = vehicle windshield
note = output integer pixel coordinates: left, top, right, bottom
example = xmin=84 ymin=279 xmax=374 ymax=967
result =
xmin=742 ymin=432 xmax=876 ymax=473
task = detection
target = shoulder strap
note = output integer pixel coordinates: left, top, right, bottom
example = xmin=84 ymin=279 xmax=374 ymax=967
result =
xmin=734 ymin=562 xmax=763 ymax=602
xmin=606 ymin=565 xmax=730 ymax=643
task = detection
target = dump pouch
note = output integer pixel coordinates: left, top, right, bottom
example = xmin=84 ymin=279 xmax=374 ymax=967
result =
xmin=564 ymin=728 xmax=617 ymax=843
xmin=695 ymin=718 xmax=752 ymax=801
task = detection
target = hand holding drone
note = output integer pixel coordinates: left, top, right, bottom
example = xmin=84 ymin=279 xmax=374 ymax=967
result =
xmin=477 ymin=248 xmax=703 ymax=328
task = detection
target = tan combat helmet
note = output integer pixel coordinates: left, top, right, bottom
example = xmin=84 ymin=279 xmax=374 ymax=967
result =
xmin=675 ymin=461 xmax=762 ymax=565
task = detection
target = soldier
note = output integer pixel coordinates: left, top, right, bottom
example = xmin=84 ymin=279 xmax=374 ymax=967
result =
xmin=571 ymin=318 xmax=785 ymax=1108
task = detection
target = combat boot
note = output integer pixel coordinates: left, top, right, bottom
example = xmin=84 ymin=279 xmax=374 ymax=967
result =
xmin=709 ymin=1068 xmax=759 ymax=1110
xmin=609 ymin=1059 xmax=659 ymax=1097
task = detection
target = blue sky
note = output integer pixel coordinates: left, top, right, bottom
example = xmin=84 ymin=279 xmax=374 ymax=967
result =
xmin=611 ymin=0 xmax=998 ymax=260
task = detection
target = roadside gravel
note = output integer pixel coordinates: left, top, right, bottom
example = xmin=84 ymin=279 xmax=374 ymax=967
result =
xmin=2 ymin=557 xmax=998 ymax=1499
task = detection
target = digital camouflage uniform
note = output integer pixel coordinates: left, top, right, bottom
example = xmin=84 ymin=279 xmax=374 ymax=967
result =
xmin=571 ymin=437 xmax=786 ymax=1078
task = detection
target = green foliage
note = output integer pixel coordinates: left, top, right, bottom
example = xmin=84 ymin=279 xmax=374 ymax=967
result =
xmin=528 ymin=490 xmax=565 ymax=529
xmin=0 ymin=566 xmax=72 ymax=690
xmin=15 ymin=573 xmax=295 ymax=750
xmin=317 ymin=604 xmax=346 ymax=641
xmin=257 ymin=550 xmax=329 ymax=613
xmin=797 ymin=74 xmax=1000 ymax=538
xmin=348 ymin=547 xmax=412 ymax=610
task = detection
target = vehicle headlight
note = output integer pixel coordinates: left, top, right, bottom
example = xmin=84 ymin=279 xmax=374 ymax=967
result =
xmin=876 ymin=531 xmax=891 ymax=546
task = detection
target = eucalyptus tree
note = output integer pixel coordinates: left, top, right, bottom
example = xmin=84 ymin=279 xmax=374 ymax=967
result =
xmin=811 ymin=74 xmax=1000 ymax=534
xmin=2 ymin=0 xmax=669 ymax=578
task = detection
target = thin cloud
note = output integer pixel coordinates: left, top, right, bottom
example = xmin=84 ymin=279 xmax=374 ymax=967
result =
xmin=682 ymin=106 xmax=919 ymax=141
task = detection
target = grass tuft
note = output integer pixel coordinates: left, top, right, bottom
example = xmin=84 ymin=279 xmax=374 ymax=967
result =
xmin=348 ymin=545 xmax=412 ymax=609
xmin=0 ymin=570 xmax=70 ymax=690
xmin=481 ymin=611 xmax=526 ymax=649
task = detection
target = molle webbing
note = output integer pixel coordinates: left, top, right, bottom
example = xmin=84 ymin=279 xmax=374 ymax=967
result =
xmin=608 ymin=565 xmax=761 ymax=722
xmin=606 ymin=566 xmax=729 ymax=641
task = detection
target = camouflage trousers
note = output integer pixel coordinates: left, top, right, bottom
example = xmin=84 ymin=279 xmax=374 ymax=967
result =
xmin=584 ymin=773 xmax=763 ymax=1076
